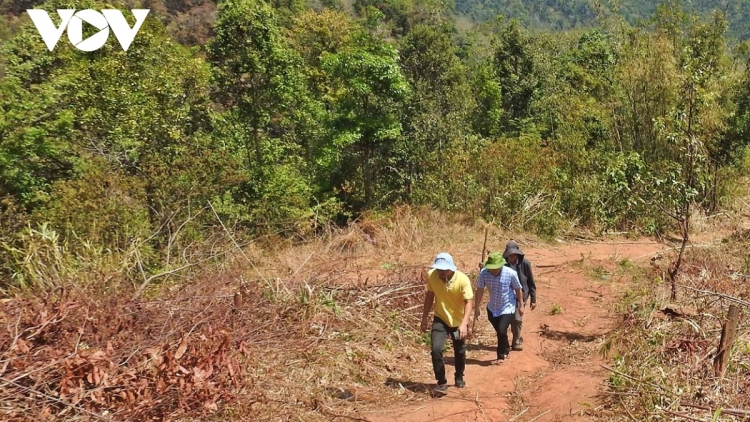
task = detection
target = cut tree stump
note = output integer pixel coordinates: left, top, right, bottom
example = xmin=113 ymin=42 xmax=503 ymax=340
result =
xmin=713 ymin=304 xmax=741 ymax=379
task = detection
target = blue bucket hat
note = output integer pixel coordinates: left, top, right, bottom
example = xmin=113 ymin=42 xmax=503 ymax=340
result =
xmin=431 ymin=252 xmax=457 ymax=271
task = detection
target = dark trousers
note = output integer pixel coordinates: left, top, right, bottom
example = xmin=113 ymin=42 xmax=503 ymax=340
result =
xmin=431 ymin=317 xmax=466 ymax=384
xmin=487 ymin=308 xmax=514 ymax=359
xmin=510 ymin=300 xmax=526 ymax=347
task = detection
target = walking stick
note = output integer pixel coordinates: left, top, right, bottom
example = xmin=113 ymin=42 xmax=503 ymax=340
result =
xmin=472 ymin=223 xmax=490 ymax=340
xmin=481 ymin=223 xmax=489 ymax=264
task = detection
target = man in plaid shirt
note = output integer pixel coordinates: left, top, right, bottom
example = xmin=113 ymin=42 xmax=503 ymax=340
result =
xmin=473 ymin=252 xmax=523 ymax=364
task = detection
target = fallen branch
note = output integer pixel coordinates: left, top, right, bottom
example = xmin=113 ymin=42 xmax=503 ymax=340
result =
xmin=661 ymin=408 xmax=707 ymax=422
xmin=527 ymin=409 xmax=551 ymax=422
xmin=1 ymin=377 xmax=112 ymax=421
xmin=474 ymin=391 xmax=489 ymax=422
xmin=319 ymin=406 xmax=371 ymax=422
xmin=681 ymin=403 xmax=750 ymax=418
xmin=620 ymin=397 xmax=638 ymax=422
xmin=207 ymin=200 xmax=270 ymax=287
xmin=600 ymin=364 xmax=672 ymax=394
xmin=131 ymin=259 xmax=209 ymax=300
xmin=676 ymin=284 xmax=750 ymax=308
xmin=508 ymin=407 xmax=529 ymax=422
xmin=0 ymin=316 xmax=22 ymax=377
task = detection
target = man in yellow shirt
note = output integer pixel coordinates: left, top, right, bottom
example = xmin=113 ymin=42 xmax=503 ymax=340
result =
xmin=420 ymin=252 xmax=474 ymax=394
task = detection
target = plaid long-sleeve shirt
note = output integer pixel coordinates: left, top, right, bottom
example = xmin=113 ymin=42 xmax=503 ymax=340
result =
xmin=477 ymin=267 xmax=522 ymax=317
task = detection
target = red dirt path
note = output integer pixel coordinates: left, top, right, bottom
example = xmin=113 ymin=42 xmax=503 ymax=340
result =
xmin=366 ymin=238 xmax=669 ymax=422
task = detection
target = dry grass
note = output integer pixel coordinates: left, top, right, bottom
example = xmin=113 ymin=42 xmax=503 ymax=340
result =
xmin=0 ymin=206 xmax=527 ymax=421
xmin=0 ymin=258 xmax=430 ymax=421
xmin=599 ymin=227 xmax=750 ymax=421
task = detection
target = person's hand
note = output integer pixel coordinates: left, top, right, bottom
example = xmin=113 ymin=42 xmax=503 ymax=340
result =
xmin=531 ymin=302 xmax=537 ymax=311
xmin=474 ymin=309 xmax=480 ymax=321
xmin=459 ymin=323 xmax=468 ymax=340
xmin=420 ymin=316 xmax=429 ymax=333
xmin=478 ymin=262 xmax=484 ymax=271
xmin=518 ymin=305 xmax=524 ymax=317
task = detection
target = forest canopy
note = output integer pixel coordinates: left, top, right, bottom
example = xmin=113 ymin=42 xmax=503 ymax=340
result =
xmin=2 ymin=0 xmax=750 ymax=290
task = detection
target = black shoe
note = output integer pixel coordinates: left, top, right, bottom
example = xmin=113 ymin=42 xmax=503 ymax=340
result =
xmin=455 ymin=378 xmax=466 ymax=388
xmin=433 ymin=383 xmax=448 ymax=395
xmin=512 ymin=337 xmax=523 ymax=351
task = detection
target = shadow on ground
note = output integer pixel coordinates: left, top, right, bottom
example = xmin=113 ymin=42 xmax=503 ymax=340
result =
xmin=466 ymin=343 xmax=496 ymax=352
xmin=537 ymin=325 xmax=603 ymax=342
xmin=445 ymin=355 xmax=495 ymax=367
xmin=385 ymin=378 xmax=434 ymax=395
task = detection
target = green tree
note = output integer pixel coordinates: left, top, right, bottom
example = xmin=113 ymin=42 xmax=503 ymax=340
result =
xmin=1 ymin=0 xmax=229 ymax=258
xmin=398 ymin=24 xmax=474 ymax=203
xmin=493 ymin=20 xmax=540 ymax=132
xmin=208 ymin=0 xmax=321 ymax=231
xmin=321 ymin=32 xmax=410 ymax=209
xmin=637 ymin=11 xmax=733 ymax=297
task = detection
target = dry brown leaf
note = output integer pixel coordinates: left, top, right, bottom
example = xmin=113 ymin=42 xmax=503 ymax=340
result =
xmin=146 ymin=356 xmax=163 ymax=373
xmin=91 ymin=390 xmax=104 ymax=404
xmin=93 ymin=367 xmax=101 ymax=385
xmin=16 ymin=338 xmax=30 ymax=354
xmin=193 ymin=367 xmax=208 ymax=383
xmin=157 ymin=377 xmax=167 ymax=394
xmin=89 ymin=350 xmax=107 ymax=361
xmin=144 ymin=347 xmax=160 ymax=358
xmin=175 ymin=336 xmax=189 ymax=361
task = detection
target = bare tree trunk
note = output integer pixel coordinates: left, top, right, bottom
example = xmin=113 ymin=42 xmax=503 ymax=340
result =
xmin=714 ymin=305 xmax=741 ymax=379
xmin=669 ymin=206 xmax=690 ymax=300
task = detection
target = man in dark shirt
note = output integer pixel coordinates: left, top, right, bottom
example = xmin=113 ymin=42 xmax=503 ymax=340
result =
xmin=503 ymin=240 xmax=537 ymax=351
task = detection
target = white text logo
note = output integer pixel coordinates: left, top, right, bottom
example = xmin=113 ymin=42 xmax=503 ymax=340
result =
xmin=27 ymin=9 xmax=150 ymax=52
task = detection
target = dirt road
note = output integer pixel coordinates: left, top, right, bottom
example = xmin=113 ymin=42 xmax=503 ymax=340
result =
xmin=366 ymin=238 xmax=669 ymax=422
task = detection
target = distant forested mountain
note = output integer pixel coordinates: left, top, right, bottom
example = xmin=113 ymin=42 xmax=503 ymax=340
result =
xmin=3 ymin=0 xmax=750 ymax=43
xmin=453 ymin=0 xmax=750 ymax=40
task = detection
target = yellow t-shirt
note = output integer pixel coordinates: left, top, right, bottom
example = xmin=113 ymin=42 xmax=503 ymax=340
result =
xmin=427 ymin=268 xmax=474 ymax=327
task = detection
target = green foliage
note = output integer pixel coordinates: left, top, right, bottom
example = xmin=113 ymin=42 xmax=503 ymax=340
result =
xmin=2 ymin=0 xmax=750 ymax=294
xmin=36 ymin=160 xmax=152 ymax=248
xmin=208 ymin=0 xmax=323 ymax=233
xmin=452 ymin=0 xmax=750 ymax=41
xmin=288 ymin=9 xmax=353 ymax=98
xmin=469 ymin=62 xmax=504 ymax=138
xmin=398 ymin=24 xmax=474 ymax=205
xmin=494 ymin=20 xmax=540 ymax=130
xmin=0 ymin=1 xmax=224 ymax=250
xmin=0 ymin=222 xmax=130 ymax=293
xmin=320 ymin=32 xmax=411 ymax=208
xmin=354 ymin=0 xmax=414 ymax=36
